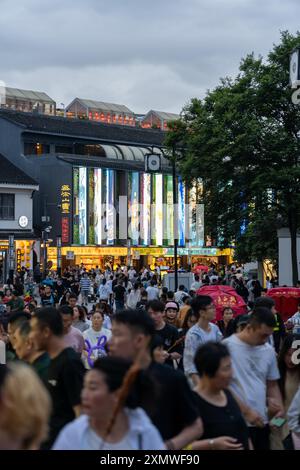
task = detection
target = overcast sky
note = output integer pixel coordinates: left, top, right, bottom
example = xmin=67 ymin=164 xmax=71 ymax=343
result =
xmin=0 ymin=0 xmax=299 ymax=114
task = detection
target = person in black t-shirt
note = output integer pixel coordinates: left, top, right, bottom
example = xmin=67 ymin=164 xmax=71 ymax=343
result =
xmin=108 ymin=309 xmax=203 ymax=450
xmin=40 ymin=285 xmax=56 ymax=307
xmin=188 ymin=342 xmax=251 ymax=450
xmin=146 ymin=300 xmax=182 ymax=368
xmin=30 ymin=307 xmax=85 ymax=448
xmin=113 ymin=279 xmax=126 ymax=311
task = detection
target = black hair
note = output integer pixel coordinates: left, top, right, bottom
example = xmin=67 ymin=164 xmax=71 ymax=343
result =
xmin=68 ymin=293 xmax=78 ymax=300
xmin=8 ymin=311 xmax=31 ymax=325
xmin=17 ymin=320 xmax=31 ymax=338
xmin=182 ymin=308 xmax=199 ymax=330
xmin=93 ymin=356 xmax=157 ymax=413
xmin=222 ymin=307 xmax=233 ymax=316
xmin=33 ymin=307 xmax=63 ymax=336
xmin=162 ymin=287 xmax=168 ymax=294
xmin=179 ymin=285 xmax=185 ymax=291
xmin=58 ymin=305 xmax=74 ymax=316
xmin=146 ymin=300 xmax=165 ymax=313
xmin=254 ymin=296 xmax=275 ymax=310
xmin=92 ymin=309 xmax=104 ymax=318
xmin=278 ymin=334 xmax=300 ymax=400
xmin=195 ymin=342 xmax=230 ymax=378
xmin=167 ymin=291 xmax=174 ymax=299
xmin=113 ymin=309 xmax=155 ymax=337
xmin=74 ymin=305 xmax=86 ymax=322
xmin=191 ymin=295 xmax=213 ymax=316
xmin=249 ymin=307 xmax=276 ymax=328
xmin=150 ymin=334 xmax=164 ymax=353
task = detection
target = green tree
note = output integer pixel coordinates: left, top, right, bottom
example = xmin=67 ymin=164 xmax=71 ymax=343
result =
xmin=165 ymin=31 xmax=300 ymax=285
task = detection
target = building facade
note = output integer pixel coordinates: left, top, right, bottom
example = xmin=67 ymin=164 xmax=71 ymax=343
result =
xmin=0 ymin=109 xmax=231 ymax=272
xmin=0 ymin=153 xmax=39 ymax=282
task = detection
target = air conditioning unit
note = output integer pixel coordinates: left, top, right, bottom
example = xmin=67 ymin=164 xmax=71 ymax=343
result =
xmin=145 ymin=153 xmax=161 ymax=172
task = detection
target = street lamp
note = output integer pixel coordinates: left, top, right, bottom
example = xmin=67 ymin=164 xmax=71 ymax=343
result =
xmin=42 ymin=226 xmax=52 ymax=279
xmin=290 ymin=47 xmax=300 ymax=89
xmin=172 ymin=147 xmax=179 ymax=292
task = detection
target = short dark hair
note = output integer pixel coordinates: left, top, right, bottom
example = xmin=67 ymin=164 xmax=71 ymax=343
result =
xmin=68 ymin=293 xmax=77 ymax=300
xmin=17 ymin=320 xmax=31 ymax=338
xmin=58 ymin=305 xmax=73 ymax=316
xmin=146 ymin=300 xmax=165 ymax=313
xmin=254 ymin=296 xmax=275 ymax=310
xmin=8 ymin=312 xmax=31 ymax=325
xmin=191 ymin=295 xmax=213 ymax=315
xmin=167 ymin=291 xmax=174 ymax=299
xmin=179 ymin=285 xmax=185 ymax=290
xmin=195 ymin=342 xmax=230 ymax=378
xmin=113 ymin=309 xmax=155 ymax=337
xmin=249 ymin=307 xmax=276 ymax=328
xmin=33 ymin=307 xmax=63 ymax=336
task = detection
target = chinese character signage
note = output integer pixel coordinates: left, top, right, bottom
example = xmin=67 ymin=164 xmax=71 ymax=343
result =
xmin=61 ymin=185 xmax=71 ymax=214
xmin=61 ymin=184 xmax=71 ymax=244
xmin=62 ymin=217 xmax=69 ymax=244
xmin=16 ymin=249 xmax=22 ymax=272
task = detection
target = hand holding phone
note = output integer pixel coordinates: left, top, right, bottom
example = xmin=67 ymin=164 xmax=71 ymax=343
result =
xmin=270 ymin=417 xmax=286 ymax=428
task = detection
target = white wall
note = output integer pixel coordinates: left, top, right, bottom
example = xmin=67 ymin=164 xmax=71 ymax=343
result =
xmin=0 ymin=187 xmax=34 ymax=231
xmin=278 ymin=228 xmax=300 ymax=286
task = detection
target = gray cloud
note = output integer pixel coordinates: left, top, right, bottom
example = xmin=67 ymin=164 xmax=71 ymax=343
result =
xmin=0 ymin=0 xmax=299 ymax=113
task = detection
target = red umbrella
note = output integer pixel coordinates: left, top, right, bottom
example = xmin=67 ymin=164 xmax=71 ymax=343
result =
xmin=196 ymin=285 xmax=247 ymax=321
xmin=193 ymin=264 xmax=209 ymax=273
xmin=266 ymin=288 xmax=300 ymax=322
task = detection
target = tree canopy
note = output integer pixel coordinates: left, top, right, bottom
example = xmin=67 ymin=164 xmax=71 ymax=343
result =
xmin=165 ymin=31 xmax=300 ymax=284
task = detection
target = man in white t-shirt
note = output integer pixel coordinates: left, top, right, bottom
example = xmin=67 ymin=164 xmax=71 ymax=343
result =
xmin=146 ymin=280 xmax=160 ymax=301
xmin=223 ymin=306 xmax=284 ymax=450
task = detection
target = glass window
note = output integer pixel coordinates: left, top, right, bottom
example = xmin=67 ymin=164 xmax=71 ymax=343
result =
xmin=24 ymin=142 xmax=50 ymax=155
xmin=0 ymin=194 xmax=15 ymax=220
xmin=55 ymin=145 xmax=73 ymax=154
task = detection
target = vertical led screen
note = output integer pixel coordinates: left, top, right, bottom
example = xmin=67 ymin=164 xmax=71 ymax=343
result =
xmin=189 ymin=182 xmax=197 ymax=247
xmin=79 ymin=167 xmax=87 ymax=245
xmin=128 ymin=172 xmax=139 ymax=245
xmin=106 ymin=169 xmax=115 ymax=245
xmin=155 ymin=174 xmax=163 ymax=246
xmin=73 ymin=168 xmax=79 ymax=244
xmin=88 ymin=169 xmax=95 ymax=244
xmin=164 ymin=175 xmax=174 ymax=246
xmin=94 ymin=168 xmax=102 ymax=245
xmin=140 ymin=173 xmax=151 ymax=246
xmin=178 ymin=177 xmax=185 ymax=247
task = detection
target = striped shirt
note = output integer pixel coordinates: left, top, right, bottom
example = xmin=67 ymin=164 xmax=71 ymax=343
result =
xmin=80 ymin=278 xmax=91 ymax=291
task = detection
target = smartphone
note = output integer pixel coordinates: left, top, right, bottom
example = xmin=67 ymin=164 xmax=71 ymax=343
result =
xmin=270 ymin=417 xmax=286 ymax=428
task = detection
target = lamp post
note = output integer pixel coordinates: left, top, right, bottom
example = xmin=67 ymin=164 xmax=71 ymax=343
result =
xmin=42 ymin=226 xmax=52 ymax=279
xmin=8 ymin=234 xmax=15 ymax=282
xmin=57 ymin=235 xmax=62 ymax=277
xmin=172 ymin=146 xmax=178 ymax=292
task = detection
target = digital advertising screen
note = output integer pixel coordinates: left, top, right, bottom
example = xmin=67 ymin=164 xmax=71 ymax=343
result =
xmin=94 ymin=168 xmax=102 ymax=245
xmin=79 ymin=167 xmax=87 ymax=245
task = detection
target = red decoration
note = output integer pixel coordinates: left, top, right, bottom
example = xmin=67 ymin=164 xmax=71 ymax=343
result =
xmin=266 ymin=288 xmax=300 ymax=321
xmin=193 ymin=264 xmax=209 ymax=273
xmin=62 ymin=217 xmax=69 ymax=244
xmin=196 ymin=285 xmax=247 ymax=321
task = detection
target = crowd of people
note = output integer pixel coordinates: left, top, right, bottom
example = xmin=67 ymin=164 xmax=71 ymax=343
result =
xmin=0 ymin=262 xmax=300 ymax=451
